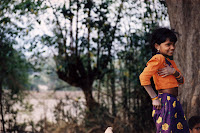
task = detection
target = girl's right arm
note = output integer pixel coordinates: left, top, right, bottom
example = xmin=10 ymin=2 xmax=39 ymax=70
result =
xmin=139 ymin=55 xmax=164 ymax=109
xmin=143 ymin=85 xmax=162 ymax=110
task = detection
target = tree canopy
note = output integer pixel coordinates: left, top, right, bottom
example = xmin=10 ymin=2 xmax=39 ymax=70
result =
xmin=0 ymin=0 xmax=180 ymax=132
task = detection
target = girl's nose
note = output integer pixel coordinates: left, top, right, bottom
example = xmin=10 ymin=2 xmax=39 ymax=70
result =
xmin=170 ymin=44 xmax=175 ymax=49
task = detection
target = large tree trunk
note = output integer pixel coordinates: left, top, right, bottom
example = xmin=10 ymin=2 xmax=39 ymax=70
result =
xmin=166 ymin=0 xmax=200 ymax=118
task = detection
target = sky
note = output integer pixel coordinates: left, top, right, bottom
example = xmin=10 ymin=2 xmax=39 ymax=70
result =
xmin=15 ymin=0 xmax=170 ymax=59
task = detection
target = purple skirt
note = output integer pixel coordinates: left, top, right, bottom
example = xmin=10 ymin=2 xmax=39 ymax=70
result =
xmin=152 ymin=93 xmax=189 ymax=133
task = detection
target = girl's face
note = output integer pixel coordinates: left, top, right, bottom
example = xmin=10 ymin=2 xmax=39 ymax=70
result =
xmin=155 ymin=38 xmax=175 ymax=56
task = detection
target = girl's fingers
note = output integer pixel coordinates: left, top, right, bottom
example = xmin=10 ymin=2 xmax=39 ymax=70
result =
xmin=158 ymin=69 xmax=168 ymax=73
xmin=158 ymin=105 xmax=162 ymax=110
xmin=153 ymin=104 xmax=162 ymax=110
xmin=161 ymin=74 xmax=168 ymax=77
xmin=158 ymin=69 xmax=171 ymax=76
xmin=158 ymin=72 xmax=168 ymax=76
xmin=158 ymin=70 xmax=166 ymax=74
xmin=158 ymin=68 xmax=166 ymax=71
xmin=158 ymin=72 xmax=166 ymax=75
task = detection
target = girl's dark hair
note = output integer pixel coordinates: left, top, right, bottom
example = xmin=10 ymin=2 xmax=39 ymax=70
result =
xmin=150 ymin=27 xmax=178 ymax=56
xmin=188 ymin=116 xmax=200 ymax=129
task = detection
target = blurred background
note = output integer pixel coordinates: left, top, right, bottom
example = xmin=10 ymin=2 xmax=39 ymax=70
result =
xmin=0 ymin=0 xmax=199 ymax=132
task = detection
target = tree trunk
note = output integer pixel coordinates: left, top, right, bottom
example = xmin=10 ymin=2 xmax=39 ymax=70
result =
xmin=82 ymin=85 xmax=99 ymax=111
xmin=166 ymin=0 xmax=200 ymax=118
xmin=110 ymin=65 xmax=116 ymax=117
xmin=0 ymin=81 xmax=6 ymax=133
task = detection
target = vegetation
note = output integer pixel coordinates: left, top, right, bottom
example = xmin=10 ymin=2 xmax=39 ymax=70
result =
xmin=4 ymin=0 xmax=198 ymax=133
xmin=0 ymin=0 xmax=42 ymax=132
xmin=34 ymin=1 xmax=168 ymax=132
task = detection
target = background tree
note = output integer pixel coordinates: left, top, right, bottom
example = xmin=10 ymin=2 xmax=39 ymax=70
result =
xmin=166 ymin=0 xmax=200 ymax=118
xmin=0 ymin=0 xmax=171 ymax=132
xmin=34 ymin=0 xmax=169 ymax=132
xmin=0 ymin=0 xmax=44 ymax=132
xmin=40 ymin=0 xmax=125 ymax=113
xmin=0 ymin=40 xmax=32 ymax=132
xmin=94 ymin=0 xmax=169 ymax=132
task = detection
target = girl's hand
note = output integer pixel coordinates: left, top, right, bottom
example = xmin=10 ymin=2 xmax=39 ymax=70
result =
xmin=157 ymin=64 xmax=175 ymax=77
xmin=152 ymin=99 xmax=162 ymax=110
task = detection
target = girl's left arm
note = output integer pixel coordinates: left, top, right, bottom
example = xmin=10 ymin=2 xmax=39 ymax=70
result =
xmin=157 ymin=64 xmax=184 ymax=84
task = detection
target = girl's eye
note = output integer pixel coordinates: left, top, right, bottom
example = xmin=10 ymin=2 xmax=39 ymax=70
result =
xmin=167 ymin=43 xmax=175 ymax=47
xmin=195 ymin=127 xmax=200 ymax=130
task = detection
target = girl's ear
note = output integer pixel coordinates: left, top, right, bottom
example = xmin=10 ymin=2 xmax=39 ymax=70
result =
xmin=154 ymin=43 xmax=160 ymax=51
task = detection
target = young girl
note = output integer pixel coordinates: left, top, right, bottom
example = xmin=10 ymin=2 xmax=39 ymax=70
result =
xmin=139 ymin=28 xmax=189 ymax=133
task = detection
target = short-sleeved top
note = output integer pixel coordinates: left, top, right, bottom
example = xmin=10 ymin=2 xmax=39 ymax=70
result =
xmin=139 ymin=54 xmax=184 ymax=90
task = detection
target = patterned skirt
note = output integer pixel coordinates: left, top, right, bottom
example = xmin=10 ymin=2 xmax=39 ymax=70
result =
xmin=152 ymin=93 xmax=189 ymax=133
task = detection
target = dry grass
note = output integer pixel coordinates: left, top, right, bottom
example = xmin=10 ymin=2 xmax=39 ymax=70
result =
xmin=17 ymin=91 xmax=85 ymax=123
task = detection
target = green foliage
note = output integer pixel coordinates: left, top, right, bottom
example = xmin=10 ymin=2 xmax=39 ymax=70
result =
xmin=0 ymin=35 xmax=31 ymax=93
xmin=1 ymin=0 xmax=169 ymax=132
xmin=0 ymin=29 xmax=33 ymax=132
xmin=0 ymin=0 xmax=45 ymax=132
xmin=31 ymin=0 xmax=169 ymax=132
xmin=95 ymin=0 xmax=168 ymax=132
xmin=40 ymin=0 xmax=117 ymax=83
xmin=0 ymin=0 xmax=44 ymax=38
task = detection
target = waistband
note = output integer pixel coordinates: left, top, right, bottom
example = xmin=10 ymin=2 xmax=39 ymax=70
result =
xmin=158 ymin=93 xmax=177 ymax=98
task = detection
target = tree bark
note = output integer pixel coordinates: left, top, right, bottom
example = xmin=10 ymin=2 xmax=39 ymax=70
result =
xmin=0 ymin=81 xmax=6 ymax=133
xmin=82 ymin=86 xmax=99 ymax=111
xmin=166 ymin=0 xmax=200 ymax=118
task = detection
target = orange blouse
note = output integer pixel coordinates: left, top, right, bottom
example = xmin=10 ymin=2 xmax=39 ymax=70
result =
xmin=139 ymin=54 xmax=184 ymax=90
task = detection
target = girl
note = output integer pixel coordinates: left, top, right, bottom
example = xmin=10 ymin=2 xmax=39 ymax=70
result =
xmin=139 ymin=28 xmax=189 ymax=133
